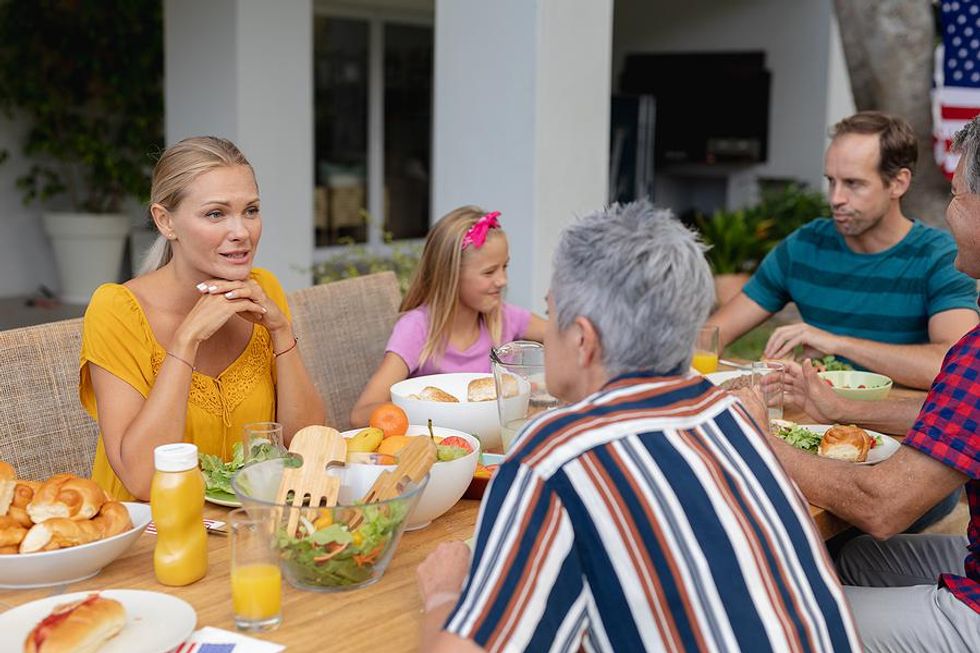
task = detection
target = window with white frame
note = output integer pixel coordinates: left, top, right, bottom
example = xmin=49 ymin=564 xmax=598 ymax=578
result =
xmin=313 ymin=3 xmax=433 ymax=252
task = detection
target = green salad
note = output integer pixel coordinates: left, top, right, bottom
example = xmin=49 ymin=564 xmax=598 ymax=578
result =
xmin=275 ymin=502 xmax=408 ymax=587
xmin=199 ymin=440 xmax=285 ymax=497
xmin=775 ymin=423 xmax=823 ymax=453
xmin=817 ymin=355 xmax=853 ymax=372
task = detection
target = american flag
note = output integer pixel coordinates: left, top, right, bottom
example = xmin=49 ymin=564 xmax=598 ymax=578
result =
xmin=933 ymin=1 xmax=980 ymax=179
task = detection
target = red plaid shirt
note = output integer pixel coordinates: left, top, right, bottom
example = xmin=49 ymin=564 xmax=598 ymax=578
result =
xmin=905 ymin=324 xmax=980 ymax=614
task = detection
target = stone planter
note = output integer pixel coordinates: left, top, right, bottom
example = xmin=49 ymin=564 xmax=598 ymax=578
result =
xmin=42 ymin=212 xmax=130 ymax=304
xmin=713 ymin=272 xmax=751 ymax=307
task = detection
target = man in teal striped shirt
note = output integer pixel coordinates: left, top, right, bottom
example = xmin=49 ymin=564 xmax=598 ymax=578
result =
xmin=709 ymin=111 xmax=978 ymax=390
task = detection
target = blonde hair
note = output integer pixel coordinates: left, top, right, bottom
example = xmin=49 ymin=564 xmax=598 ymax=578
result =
xmin=401 ymin=205 xmax=505 ymax=366
xmin=138 ymin=136 xmax=255 ymax=275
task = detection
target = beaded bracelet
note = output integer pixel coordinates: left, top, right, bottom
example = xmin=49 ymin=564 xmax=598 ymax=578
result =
xmin=274 ymin=336 xmax=299 ymax=358
xmin=166 ymin=351 xmax=196 ymax=372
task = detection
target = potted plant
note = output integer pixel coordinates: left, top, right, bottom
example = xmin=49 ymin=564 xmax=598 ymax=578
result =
xmin=0 ymin=1 xmax=163 ymax=304
xmin=696 ymin=183 xmax=829 ymax=305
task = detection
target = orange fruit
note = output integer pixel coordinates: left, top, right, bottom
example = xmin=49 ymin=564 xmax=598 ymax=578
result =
xmin=377 ymin=435 xmax=414 ymax=457
xmin=369 ymin=403 xmax=409 ymax=438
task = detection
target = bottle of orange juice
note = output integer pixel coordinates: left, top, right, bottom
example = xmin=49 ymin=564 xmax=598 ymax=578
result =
xmin=151 ymin=443 xmax=208 ymax=586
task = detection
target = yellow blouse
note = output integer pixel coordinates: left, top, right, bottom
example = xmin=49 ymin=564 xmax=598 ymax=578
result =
xmin=80 ymin=268 xmax=290 ymax=500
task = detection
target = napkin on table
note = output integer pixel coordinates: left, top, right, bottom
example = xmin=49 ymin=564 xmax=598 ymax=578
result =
xmin=168 ymin=626 xmax=285 ymax=652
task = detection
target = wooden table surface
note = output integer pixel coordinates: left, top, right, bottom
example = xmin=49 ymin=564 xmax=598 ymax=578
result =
xmin=0 ymin=370 xmax=926 ymax=652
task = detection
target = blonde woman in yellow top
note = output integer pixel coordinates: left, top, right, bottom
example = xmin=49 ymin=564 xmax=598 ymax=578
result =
xmin=80 ymin=136 xmax=325 ymax=500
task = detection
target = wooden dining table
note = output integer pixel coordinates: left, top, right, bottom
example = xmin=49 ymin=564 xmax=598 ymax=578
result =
xmin=0 ymin=369 xmax=927 ymax=652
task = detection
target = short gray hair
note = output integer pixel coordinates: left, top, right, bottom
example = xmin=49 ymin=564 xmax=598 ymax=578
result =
xmin=550 ymin=200 xmax=714 ymax=377
xmin=953 ymin=116 xmax=980 ymax=193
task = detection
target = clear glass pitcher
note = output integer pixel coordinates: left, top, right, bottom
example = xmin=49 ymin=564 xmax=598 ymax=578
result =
xmin=491 ymin=340 xmax=563 ymax=452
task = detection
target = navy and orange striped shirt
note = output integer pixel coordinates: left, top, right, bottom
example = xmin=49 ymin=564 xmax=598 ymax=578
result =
xmin=445 ymin=371 xmax=860 ymax=652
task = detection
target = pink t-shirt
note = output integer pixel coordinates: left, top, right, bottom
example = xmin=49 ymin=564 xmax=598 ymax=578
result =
xmin=385 ymin=303 xmax=532 ymax=376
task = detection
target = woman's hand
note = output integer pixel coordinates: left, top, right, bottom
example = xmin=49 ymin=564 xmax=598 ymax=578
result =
xmin=197 ymin=278 xmax=289 ymax=331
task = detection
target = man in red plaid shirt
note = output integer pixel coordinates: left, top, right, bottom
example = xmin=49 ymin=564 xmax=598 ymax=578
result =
xmin=745 ymin=119 xmax=980 ymax=650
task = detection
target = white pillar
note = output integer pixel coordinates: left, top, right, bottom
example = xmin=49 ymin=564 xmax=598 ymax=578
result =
xmin=433 ymin=0 xmax=613 ymax=313
xmin=164 ymin=0 xmax=313 ymax=291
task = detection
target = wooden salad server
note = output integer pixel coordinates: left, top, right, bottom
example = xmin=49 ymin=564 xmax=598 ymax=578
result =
xmin=275 ymin=425 xmax=347 ymax=535
xmin=348 ymin=435 xmax=436 ymax=529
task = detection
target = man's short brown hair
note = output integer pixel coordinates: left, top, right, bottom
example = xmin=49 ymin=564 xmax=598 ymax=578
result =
xmin=831 ymin=111 xmax=918 ymax=182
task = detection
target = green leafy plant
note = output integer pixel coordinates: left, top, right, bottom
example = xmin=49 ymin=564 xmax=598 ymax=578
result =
xmin=760 ymin=182 xmax=831 ymax=242
xmin=696 ymin=209 xmax=774 ymax=274
xmin=696 ymin=182 xmax=829 ymax=275
xmin=0 ymin=0 xmax=164 ymax=212
xmin=312 ymin=227 xmax=421 ymax=295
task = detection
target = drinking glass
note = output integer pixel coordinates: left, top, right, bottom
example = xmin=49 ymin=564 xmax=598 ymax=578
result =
xmin=229 ymin=507 xmax=282 ymax=632
xmin=491 ymin=341 xmax=565 ymax=453
xmin=692 ymin=326 xmax=720 ymax=374
xmin=242 ymin=422 xmax=285 ymax=464
xmin=751 ymin=361 xmax=785 ymax=426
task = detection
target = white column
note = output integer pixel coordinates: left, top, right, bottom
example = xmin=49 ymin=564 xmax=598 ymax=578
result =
xmin=433 ymin=0 xmax=613 ymax=313
xmin=164 ymin=0 xmax=314 ymax=291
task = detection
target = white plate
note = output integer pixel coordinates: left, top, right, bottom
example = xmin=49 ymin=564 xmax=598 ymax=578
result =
xmin=705 ymin=370 xmax=752 ymax=386
xmin=0 ymin=503 xmax=151 ymax=589
xmin=785 ymin=424 xmax=900 ymax=465
xmin=0 ymin=589 xmax=196 ymax=653
xmin=205 ymin=491 xmax=241 ymax=508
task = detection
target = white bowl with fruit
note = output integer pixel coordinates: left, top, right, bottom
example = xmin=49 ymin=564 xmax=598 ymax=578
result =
xmin=340 ymin=420 xmax=479 ymax=530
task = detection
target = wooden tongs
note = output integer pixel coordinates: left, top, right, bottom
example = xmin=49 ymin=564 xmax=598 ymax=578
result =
xmin=275 ymin=425 xmax=347 ymax=535
xmin=348 ymin=435 xmax=436 ymax=529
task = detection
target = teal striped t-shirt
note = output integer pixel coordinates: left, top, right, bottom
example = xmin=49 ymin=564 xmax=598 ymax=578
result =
xmin=743 ymin=218 xmax=978 ymax=345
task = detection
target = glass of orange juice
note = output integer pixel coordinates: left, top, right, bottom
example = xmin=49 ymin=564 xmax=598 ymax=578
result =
xmin=230 ymin=507 xmax=282 ymax=632
xmin=692 ymin=325 xmax=720 ymax=374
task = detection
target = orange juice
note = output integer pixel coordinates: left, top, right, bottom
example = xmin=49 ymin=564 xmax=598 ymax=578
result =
xmin=692 ymin=352 xmax=719 ymax=374
xmin=231 ymin=563 xmax=282 ymax=619
xmin=151 ymin=443 xmax=208 ymax=586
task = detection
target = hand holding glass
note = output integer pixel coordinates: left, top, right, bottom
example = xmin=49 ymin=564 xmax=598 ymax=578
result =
xmin=229 ymin=507 xmax=282 ymax=632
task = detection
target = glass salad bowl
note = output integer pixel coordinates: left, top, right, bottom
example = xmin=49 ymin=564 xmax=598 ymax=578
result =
xmin=231 ymin=458 xmax=427 ymax=592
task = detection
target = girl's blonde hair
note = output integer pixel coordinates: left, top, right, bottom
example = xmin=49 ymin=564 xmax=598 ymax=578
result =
xmin=138 ymin=136 xmax=255 ymax=275
xmin=401 ymin=205 xmax=505 ymax=366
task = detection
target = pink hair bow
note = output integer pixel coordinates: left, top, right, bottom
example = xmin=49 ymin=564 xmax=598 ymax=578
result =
xmin=461 ymin=211 xmax=501 ymax=250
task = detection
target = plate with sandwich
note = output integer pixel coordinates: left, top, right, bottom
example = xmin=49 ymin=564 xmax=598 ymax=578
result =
xmin=4 ymin=590 xmax=195 ymax=653
xmin=772 ymin=421 xmax=900 ymax=465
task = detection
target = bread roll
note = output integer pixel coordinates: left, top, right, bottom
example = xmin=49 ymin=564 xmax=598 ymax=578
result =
xmin=24 ymin=594 xmax=125 ymax=653
xmin=27 ymin=475 xmax=106 ymax=523
xmin=0 ymin=515 xmax=28 ymax=548
xmin=818 ymin=424 xmax=871 ymax=463
xmin=467 ymin=376 xmax=519 ymax=402
xmin=93 ymin=501 xmax=134 ymax=539
xmin=0 ymin=545 xmax=18 ymax=554
xmin=0 ymin=460 xmax=15 ymax=516
xmin=8 ymin=480 xmax=40 ymax=528
xmin=419 ymin=386 xmax=459 ymax=402
xmin=19 ymin=501 xmax=132 ymax=553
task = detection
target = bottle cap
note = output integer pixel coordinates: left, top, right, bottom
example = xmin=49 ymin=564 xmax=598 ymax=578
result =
xmin=154 ymin=443 xmax=199 ymax=472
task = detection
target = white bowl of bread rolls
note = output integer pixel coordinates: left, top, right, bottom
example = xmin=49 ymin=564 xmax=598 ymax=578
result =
xmin=0 ymin=461 xmax=151 ymax=589
xmin=389 ymin=372 xmax=529 ymax=453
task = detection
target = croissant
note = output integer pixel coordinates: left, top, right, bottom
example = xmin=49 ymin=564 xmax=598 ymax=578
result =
xmin=818 ymin=424 xmax=871 ymax=463
xmin=0 ymin=515 xmax=28 ymax=548
xmin=27 ymin=475 xmax=106 ymax=523
xmin=19 ymin=501 xmax=132 ymax=553
xmin=0 ymin=460 xmax=15 ymax=516
xmin=0 ymin=545 xmax=17 ymax=554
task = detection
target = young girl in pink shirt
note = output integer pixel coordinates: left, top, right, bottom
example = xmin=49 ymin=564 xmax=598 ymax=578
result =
xmin=350 ymin=206 xmax=545 ymax=425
